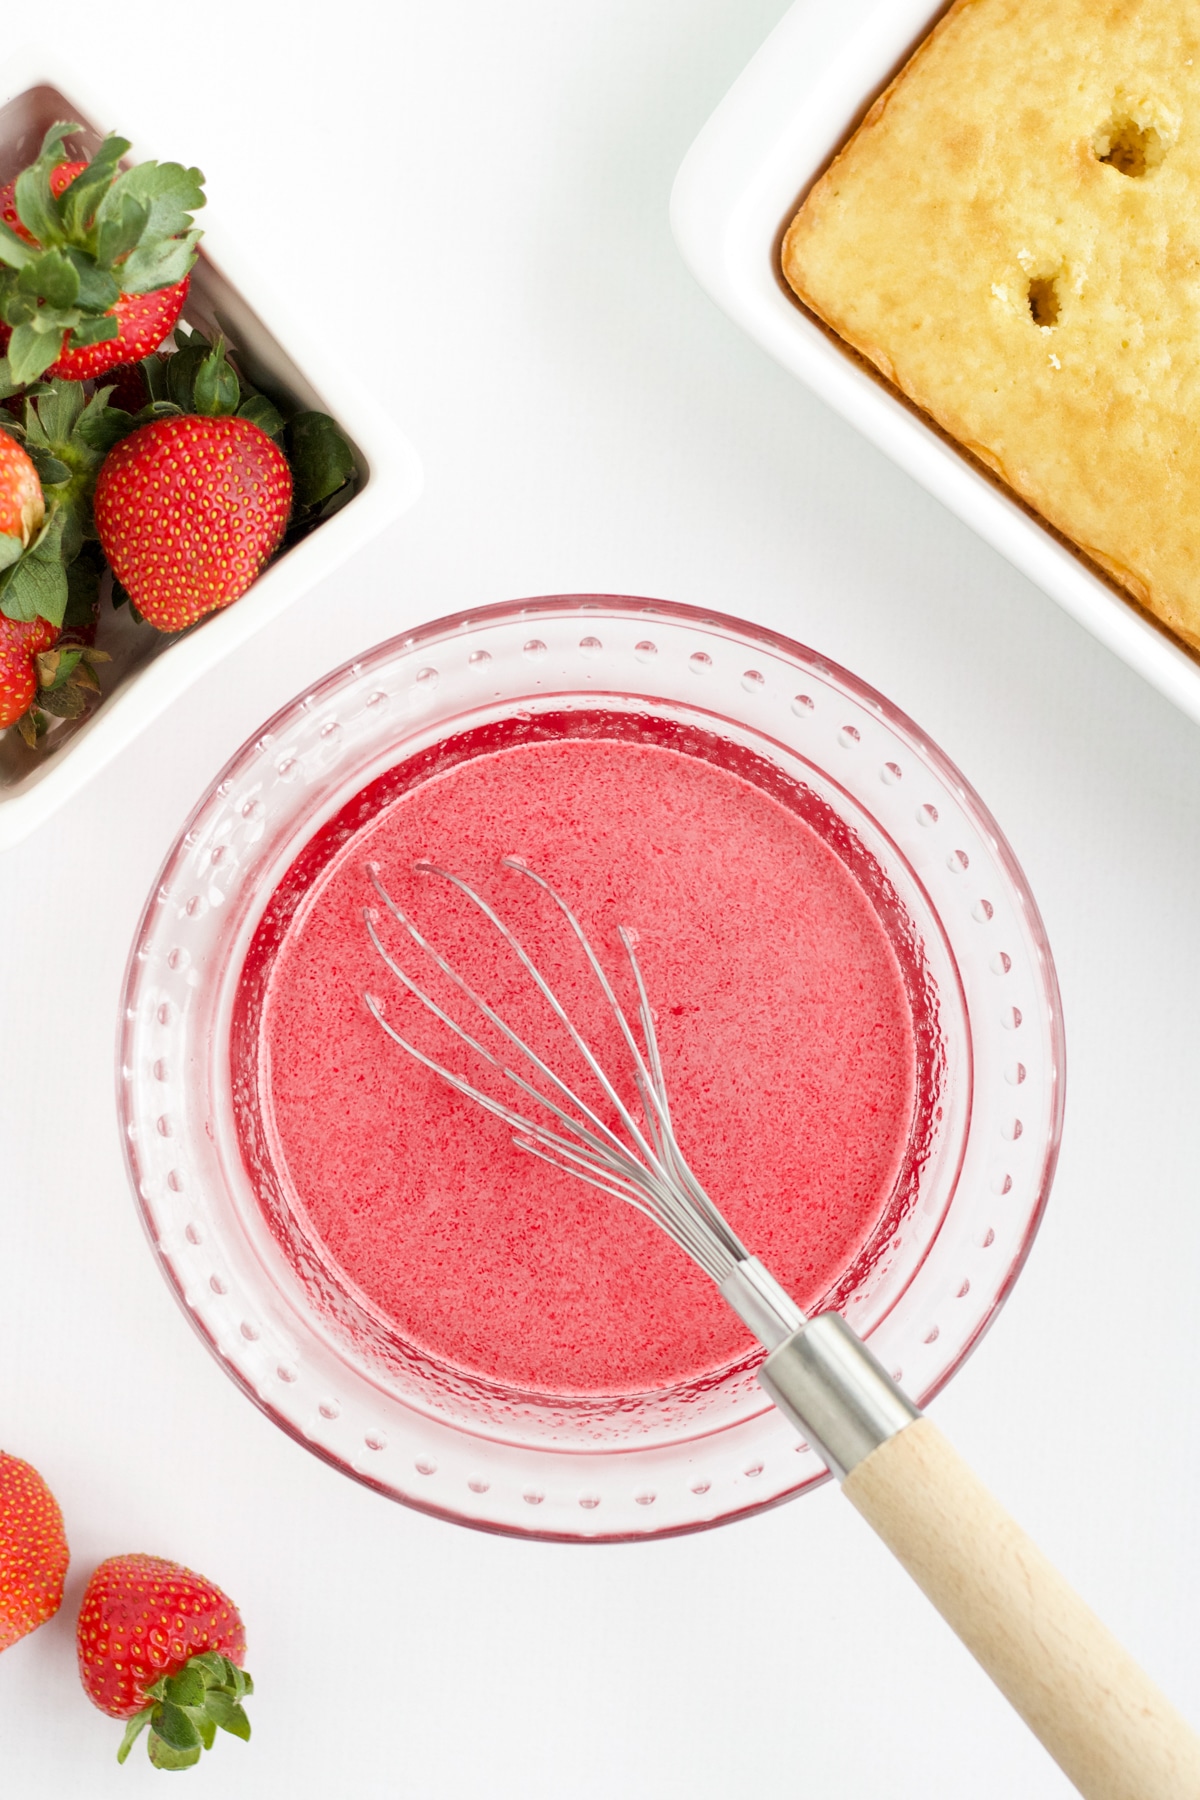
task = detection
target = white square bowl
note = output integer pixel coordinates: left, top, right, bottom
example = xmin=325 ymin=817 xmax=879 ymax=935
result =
xmin=670 ymin=0 xmax=1200 ymax=729
xmin=0 ymin=50 xmax=423 ymax=849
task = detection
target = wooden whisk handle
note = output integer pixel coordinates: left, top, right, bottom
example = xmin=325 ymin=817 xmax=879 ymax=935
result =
xmin=845 ymin=1418 xmax=1200 ymax=1800
xmin=758 ymin=1314 xmax=1200 ymax=1800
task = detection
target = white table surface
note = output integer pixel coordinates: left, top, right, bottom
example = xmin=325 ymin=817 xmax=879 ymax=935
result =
xmin=2 ymin=3 xmax=1199 ymax=1795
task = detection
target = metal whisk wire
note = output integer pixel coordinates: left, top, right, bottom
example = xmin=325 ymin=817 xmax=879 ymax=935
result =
xmin=362 ymin=857 xmax=751 ymax=1287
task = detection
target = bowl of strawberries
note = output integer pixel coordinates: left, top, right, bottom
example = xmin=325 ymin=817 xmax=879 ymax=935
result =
xmin=0 ymin=62 xmax=422 ymax=849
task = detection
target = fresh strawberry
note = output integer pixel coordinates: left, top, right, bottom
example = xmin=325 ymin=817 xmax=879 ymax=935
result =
xmin=0 ymin=383 xmax=118 ymax=674
xmin=77 ymin=1554 xmax=253 ymax=1770
xmin=0 ymin=614 xmax=58 ymax=728
xmin=0 ymin=429 xmax=44 ymax=553
xmin=45 ymin=283 xmax=189 ymax=383
xmin=0 ymin=1450 xmax=69 ymax=1651
xmin=94 ymin=413 xmax=292 ymax=629
xmin=0 ymin=122 xmax=203 ymax=386
xmin=0 ymin=156 xmax=189 ymax=378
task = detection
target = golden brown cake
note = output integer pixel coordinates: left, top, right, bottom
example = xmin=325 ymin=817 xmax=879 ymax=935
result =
xmin=782 ymin=0 xmax=1200 ymax=649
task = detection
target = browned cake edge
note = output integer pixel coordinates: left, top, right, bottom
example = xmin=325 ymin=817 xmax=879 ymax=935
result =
xmin=777 ymin=0 xmax=1200 ymax=662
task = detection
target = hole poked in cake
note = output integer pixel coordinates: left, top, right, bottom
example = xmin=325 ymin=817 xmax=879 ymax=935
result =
xmin=1094 ymin=112 xmax=1169 ymax=178
xmin=1026 ymin=276 xmax=1060 ymax=329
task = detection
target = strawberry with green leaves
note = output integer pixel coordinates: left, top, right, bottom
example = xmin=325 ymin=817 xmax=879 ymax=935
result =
xmin=0 ymin=425 xmax=62 ymax=731
xmin=92 ymin=331 xmax=355 ymax=630
xmin=95 ymin=405 xmax=293 ymax=630
xmin=1 ymin=381 xmax=109 ymax=612
xmin=0 ymin=614 xmax=59 ymax=730
xmin=0 ymin=382 xmax=116 ymax=737
xmin=0 ymin=122 xmax=204 ymax=387
xmin=77 ymin=1553 xmax=253 ymax=1771
xmin=0 ymin=327 xmax=356 ymax=739
xmin=0 ymin=1450 xmax=69 ymax=1651
xmin=0 ymin=134 xmax=358 ymax=736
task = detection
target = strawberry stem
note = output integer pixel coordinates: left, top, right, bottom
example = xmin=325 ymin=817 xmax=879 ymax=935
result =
xmin=116 ymin=1651 xmax=253 ymax=1770
xmin=192 ymin=336 xmax=239 ymax=418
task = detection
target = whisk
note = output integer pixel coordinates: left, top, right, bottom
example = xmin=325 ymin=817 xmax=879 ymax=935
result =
xmin=364 ymin=857 xmax=1199 ymax=1800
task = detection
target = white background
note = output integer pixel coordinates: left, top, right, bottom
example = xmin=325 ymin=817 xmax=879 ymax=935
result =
xmin=2 ymin=1 xmax=1199 ymax=1795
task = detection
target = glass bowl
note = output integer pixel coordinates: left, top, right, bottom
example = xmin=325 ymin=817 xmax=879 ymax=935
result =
xmin=117 ymin=596 xmax=1065 ymax=1540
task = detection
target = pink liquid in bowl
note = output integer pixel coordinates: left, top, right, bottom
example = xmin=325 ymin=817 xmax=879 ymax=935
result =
xmin=232 ymin=712 xmax=933 ymax=1400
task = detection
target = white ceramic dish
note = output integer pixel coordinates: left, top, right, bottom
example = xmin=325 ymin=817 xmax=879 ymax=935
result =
xmin=0 ymin=50 xmax=423 ymax=850
xmin=670 ymin=0 xmax=1200 ymax=729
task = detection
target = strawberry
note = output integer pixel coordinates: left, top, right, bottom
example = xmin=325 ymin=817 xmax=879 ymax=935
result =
xmin=0 ymin=122 xmax=203 ymax=386
xmin=94 ymin=412 xmax=292 ymax=630
xmin=0 ymin=428 xmax=44 ymax=554
xmin=0 ymin=382 xmax=117 ymax=666
xmin=0 ymin=1450 xmax=69 ymax=1651
xmin=42 ymin=282 xmax=190 ymax=384
xmin=0 ymin=151 xmax=189 ymax=379
xmin=77 ymin=1554 xmax=253 ymax=1770
xmin=0 ymin=614 xmax=58 ymax=728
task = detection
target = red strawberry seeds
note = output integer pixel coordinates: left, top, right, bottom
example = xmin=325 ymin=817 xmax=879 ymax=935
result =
xmin=94 ymin=414 xmax=293 ymax=630
xmin=0 ymin=1451 xmax=69 ymax=1651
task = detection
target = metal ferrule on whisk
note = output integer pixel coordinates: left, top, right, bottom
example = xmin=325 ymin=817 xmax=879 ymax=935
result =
xmin=364 ymin=857 xmax=921 ymax=1486
xmin=719 ymin=1258 xmax=918 ymax=1479
xmin=757 ymin=1313 xmax=920 ymax=1480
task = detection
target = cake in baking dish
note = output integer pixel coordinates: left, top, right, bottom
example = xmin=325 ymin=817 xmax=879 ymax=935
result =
xmin=782 ymin=0 xmax=1200 ymax=649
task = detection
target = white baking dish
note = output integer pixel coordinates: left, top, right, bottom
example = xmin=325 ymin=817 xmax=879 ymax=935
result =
xmin=670 ymin=0 xmax=1200 ymax=728
xmin=0 ymin=51 xmax=422 ymax=850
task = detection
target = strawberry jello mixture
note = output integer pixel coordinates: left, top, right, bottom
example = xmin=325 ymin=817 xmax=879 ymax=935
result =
xmin=234 ymin=715 xmax=924 ymax=1398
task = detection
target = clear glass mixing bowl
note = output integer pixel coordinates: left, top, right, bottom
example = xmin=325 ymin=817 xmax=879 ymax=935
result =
xmin=118 ymin=596 xmax=1064 ymax=1540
